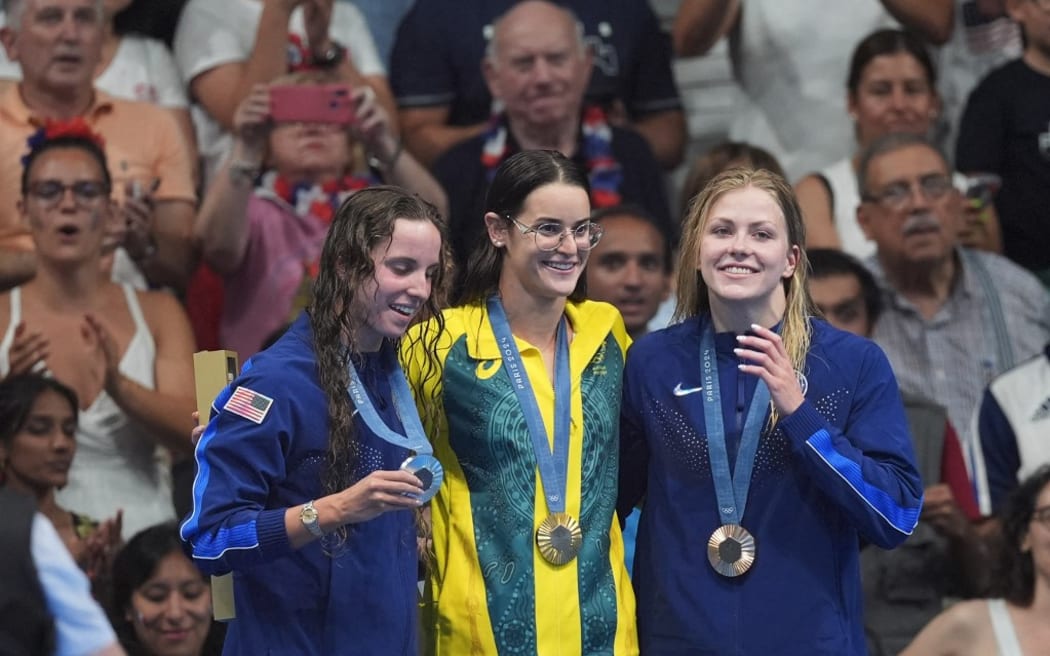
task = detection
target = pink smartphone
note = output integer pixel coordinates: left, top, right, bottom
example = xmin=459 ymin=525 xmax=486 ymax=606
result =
xmin=269 ymin=84 xmax=355 ymax=125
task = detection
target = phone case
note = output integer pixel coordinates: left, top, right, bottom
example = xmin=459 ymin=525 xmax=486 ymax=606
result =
xmin=269 ymin=84 xmax=355 ymax=125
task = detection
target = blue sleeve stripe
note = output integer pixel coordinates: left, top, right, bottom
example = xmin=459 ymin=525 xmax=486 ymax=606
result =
xmin=179 ymin=410 xmax=260 ymax=560
xmin=806 ymin=428 xmax=921 ymax=536
xmin=190 ymin=521 xmax=260 ymax=560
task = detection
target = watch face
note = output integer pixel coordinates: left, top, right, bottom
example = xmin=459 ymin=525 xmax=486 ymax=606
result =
xmin=302 ymin=505 xmax=318 ymax=522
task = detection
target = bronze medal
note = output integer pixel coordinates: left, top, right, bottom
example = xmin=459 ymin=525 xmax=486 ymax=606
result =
xmin=536 ymin=512 xmax=582 ymax=565
xmin=707 ymin=524 xmax=756 ymax=577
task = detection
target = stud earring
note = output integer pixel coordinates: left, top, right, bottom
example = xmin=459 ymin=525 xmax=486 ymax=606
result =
xmin=493 ymin=241 xmax=502 ymax=247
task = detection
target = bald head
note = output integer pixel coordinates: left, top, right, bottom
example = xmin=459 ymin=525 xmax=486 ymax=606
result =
xmin=486 ymin=0 xmax=585 ymax=63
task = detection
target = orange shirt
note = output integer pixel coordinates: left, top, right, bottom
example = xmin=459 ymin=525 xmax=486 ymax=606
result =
xmin=0 ymin=86 xmax=196 ymax=251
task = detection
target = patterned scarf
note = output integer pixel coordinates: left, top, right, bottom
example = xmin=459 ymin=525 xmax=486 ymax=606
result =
xmin=255 ymin=170 xmax=377 ymax=322
xmin=256 ymin=170 xmax=378 ymax=225
xmin=480 ymin=105 xmax=624 ymax=208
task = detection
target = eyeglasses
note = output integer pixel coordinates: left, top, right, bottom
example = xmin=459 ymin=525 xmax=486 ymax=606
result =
xmin=507 ymin=216 xmax=604 ymax=252
xmin=1033 ymin=505 xmax=1050 ymax=527
xmin=861 ymin=174 xmax=954 ymax=211
xmin=27 ymin=180 xmax=110 ymax=206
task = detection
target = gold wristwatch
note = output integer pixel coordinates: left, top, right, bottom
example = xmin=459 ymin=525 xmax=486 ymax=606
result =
xmin=300 ymin=500 xmax=325 ymax=538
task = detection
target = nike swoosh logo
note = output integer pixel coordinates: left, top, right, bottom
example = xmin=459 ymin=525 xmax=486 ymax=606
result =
xmin=672 ymin=383 xmax=703 ymax=397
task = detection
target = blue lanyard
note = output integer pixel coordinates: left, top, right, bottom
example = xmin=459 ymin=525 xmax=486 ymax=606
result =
xmin=700 ymin=322 xmax=771 ymax=526
xmin=345 ymin=343 xmax=432 ymax=456
xmin=487 ymin=296 xmax=571 ymax=514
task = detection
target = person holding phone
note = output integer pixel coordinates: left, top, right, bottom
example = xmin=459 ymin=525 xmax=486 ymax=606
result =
xmin=173 ymin=0 xmax=398 ymax=183
xmin=182 ymin=187 xmax=452 ymax=655
xmin=194 ymin=71 xmax=445 ymax=360
xmin=618 ymin=167 xmax=923 ymax=654
xmin=0 ymin=123 xmax=198 ymax=539
xmin=402 ymin=150 xmax=638 ymax=655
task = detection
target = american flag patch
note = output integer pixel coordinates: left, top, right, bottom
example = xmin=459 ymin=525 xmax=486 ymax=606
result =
xmin=223 ymin=386 xmax=273 ymax=424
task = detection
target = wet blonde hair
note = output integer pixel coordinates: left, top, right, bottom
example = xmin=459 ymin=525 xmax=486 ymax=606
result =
xmin=675 ymin=167 xmax=813 ymax=423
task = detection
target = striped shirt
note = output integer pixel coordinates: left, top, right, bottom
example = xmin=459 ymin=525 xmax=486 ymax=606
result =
xmin=867 ymin=249 xmax=1050 ymax=478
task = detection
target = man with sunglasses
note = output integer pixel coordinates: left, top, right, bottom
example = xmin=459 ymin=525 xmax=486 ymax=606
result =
xmin=856 ymin=132 xmax=1050 ymax=487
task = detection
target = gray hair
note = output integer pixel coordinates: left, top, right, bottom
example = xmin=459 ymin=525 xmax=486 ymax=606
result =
xmin=855 ymin=132 xmax=952 ymax=197
xmin=4 ymin=0 xmax=104 ymax=30
xmin=485 ymin=0 xmax=587 ymax=63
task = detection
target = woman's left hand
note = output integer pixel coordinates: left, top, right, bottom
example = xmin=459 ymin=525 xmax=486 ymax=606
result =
xmin=120 ymin=183 xmax=157 ymax=263
xmin=734 ymin=324 xmax=805 ymax=416
xmin=352 ymin=86 xmax=397 ymax=165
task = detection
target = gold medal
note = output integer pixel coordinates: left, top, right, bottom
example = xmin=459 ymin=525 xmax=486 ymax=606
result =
xmin=707 ymin=524 xmax=756 ymax=577
xmin=536 ymin=512 xmax=582 ymax=565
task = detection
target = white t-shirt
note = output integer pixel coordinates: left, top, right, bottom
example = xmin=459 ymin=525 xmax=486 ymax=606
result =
xmin=728 ymin=0 xmax=898 ymax=180
xmin=173 ymin=0 xmax=384 ymax=184
xmin=0 ymin=15 xmax=187 ymax=108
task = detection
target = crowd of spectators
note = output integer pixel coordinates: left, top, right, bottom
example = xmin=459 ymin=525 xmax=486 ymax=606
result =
xmin=1 ymin=0 xmax=1048 ymax=654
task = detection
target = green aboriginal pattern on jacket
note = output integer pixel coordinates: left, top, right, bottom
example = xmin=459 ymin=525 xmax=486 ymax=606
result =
xmin=441 ymin=333 xmax=624 ymax=655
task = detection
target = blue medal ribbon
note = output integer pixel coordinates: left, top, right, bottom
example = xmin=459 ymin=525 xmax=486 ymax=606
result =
xmin=700 ymin=322 xmax=771 ymax=526
xmin=345 ymin=342 xmax=433 ymax=456
xmin=487 ymin=296 xmax=571 ymax=514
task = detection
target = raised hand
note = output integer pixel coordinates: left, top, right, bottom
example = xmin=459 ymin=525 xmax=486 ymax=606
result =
xmin=79 ymin=509 xmax=124 ymax=582
xmin=4 ymin=321 xmax=49 ymax=378
xmin=233 ymin=84 xmax=273 ymax=155
xmin=82 ymin=313 xmax=121 ymax=392
xmin=734 ymin=324 xmax=805 ymax=416
xmin=351 ymin=86 xmax=397 ymax=165
xmin=120 ymin=180 xmax=158 ymax=262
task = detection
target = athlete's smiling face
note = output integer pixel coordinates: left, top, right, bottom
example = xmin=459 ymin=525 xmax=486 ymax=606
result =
xmin=489 ymin=181 xmax=593 ymax=302
xmin=356 ymin=217 xmax=442 ymax=350
xmin=698 ymin=185 xmax=799 ymax=314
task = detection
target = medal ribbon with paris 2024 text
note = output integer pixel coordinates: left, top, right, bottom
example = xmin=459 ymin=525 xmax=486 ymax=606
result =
xmin=700 ymin=321 xmax=771 ymax=575
xmin=346 ymin=342 xmax=443 ymax=502
xmin=487 ymin=296 xmax=582 ymax=565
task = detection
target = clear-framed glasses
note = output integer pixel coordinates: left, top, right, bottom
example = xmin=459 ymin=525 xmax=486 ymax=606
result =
xmin=1033 ymin=505 xmax=1050 ymax=528
xmin=507 ymin=216 xmax=604 ymax=251
xmin=27 ymin=179 xmax=110 ymax=207
xmin=862 ymin=174 xmax=954 ymax=211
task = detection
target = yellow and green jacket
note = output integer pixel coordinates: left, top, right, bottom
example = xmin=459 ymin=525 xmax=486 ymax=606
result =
xmin=403 ymin=300 xmax=638 ymax=656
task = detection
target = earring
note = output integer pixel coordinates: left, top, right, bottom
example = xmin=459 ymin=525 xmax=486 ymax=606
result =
xmin=493 ymin=241 xmax=502 ymax=247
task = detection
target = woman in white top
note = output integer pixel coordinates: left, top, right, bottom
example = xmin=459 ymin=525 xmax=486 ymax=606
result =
xmin=795 ymin=28 xmax=1000 ymax=258
xmin=902 ymin=465 xmax=1050 ymax=656
xmin=0 ymin=123 xmax=196 ymax=537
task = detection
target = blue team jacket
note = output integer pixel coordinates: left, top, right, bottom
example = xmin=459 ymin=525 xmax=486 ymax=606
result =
xmin=619 ymin=316 xmax=923 ymax=655
xmin=181 ymin=315 xmax=419 ymax=655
